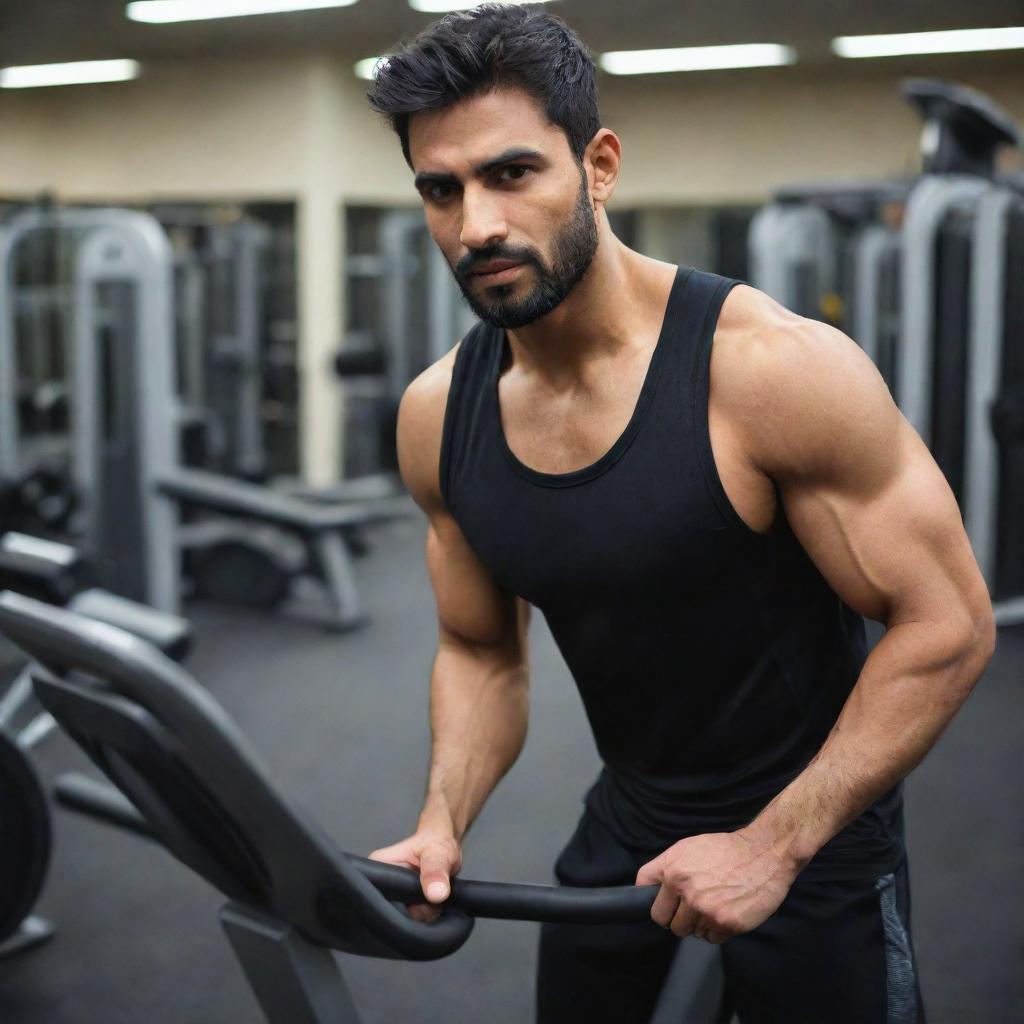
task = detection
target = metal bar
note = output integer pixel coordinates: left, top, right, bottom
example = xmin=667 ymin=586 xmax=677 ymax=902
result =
xmin=964 ymin=188 xmax=1015 ymax=590
xmin=17 ymin=711 xmax=57 ymax=751
xmin=0 ymin=668 xmax=34 ymax=730
xmin=649 ymin=938 xmax=728 ymax=1024
xmin=0 ymin=224 xmax=21 ymax=477
xmin=897 ymin=176 xmax=988 ymax=440
xmin=74 ymin=220 xmax=180 ymax=613
xmin=851 ymin=224 xmax=893 ymax=366
xmin=220 ymin=903 xmax=362 ymax=1024
xmin=994 ymin=597 xmax=1024 ymax=628
xmin=233 ymin=220 xmax=270 ymax=478
xmin=313 ymin=532 xmax=365 ymax=630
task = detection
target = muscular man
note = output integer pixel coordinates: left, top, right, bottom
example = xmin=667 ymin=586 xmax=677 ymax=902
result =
xmin=365 ymin=6 xmax=995 ymax=1022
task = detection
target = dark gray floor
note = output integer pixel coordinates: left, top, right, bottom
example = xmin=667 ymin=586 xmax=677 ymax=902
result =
xmin=0 ymin=518 xmax=1021 ymax=1022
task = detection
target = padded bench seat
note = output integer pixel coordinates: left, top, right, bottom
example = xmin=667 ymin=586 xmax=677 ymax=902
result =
xmin=159 ymin=469 xmax=412 ymax=533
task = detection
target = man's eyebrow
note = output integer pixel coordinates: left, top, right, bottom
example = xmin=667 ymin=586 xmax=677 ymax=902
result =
xmin=474 ymin=147 xmax=545 ymax=175
xmin=413 ymin=148 xmax=545 ymax=191
xmin=413 ymin=170 xmax=459 ymax=191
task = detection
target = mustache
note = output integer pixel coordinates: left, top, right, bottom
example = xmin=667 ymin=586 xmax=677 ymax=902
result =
xmin=455 ymin=245 xmax=540 ymax=280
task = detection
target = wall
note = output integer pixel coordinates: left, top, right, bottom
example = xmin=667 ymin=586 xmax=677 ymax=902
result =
xmin=602 ymin=65 xmax=1024 ymax=206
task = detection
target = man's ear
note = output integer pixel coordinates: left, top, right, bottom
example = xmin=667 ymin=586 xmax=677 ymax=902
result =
xmin=585 ymin=128 xmax=622 ymax=206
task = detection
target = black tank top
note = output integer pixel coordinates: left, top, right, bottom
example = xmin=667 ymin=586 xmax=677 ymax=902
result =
xmin=440 ymin=266 xmax=903 ymax=881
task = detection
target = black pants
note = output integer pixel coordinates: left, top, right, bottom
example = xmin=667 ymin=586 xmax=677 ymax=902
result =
xmin=536 ymin=812 xmax=926 ymax=1024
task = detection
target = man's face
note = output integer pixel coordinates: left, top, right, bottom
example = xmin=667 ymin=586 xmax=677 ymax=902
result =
xmin=407 ymin=87 xmax=598 ymax=329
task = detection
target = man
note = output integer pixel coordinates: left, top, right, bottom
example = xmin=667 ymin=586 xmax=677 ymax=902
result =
xmin=365 ymin=5 xmax=995 ymax=1022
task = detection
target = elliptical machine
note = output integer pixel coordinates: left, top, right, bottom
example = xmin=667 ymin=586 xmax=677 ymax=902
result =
xmin=0 ymin=591 xmax=728 ymax=1023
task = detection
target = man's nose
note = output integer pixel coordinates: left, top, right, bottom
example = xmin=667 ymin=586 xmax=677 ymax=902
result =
xmin=460 ymin=188 xmax=508 ymax=251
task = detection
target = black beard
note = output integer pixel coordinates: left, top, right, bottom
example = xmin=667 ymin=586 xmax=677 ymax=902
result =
xmin=452 ymin=174 xmax=598 ymax=329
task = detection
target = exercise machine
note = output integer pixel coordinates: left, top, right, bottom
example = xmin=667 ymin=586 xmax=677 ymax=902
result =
xmin=748 ymin=199 xmax=841 ymax=323
xmin=964 ymin=182 xmax=1024 ymax=624
xmin=850 ymin=219 xmax=902 ymax=390
xmin=896 ymin=80 xmax=1023 ymax=624
xmin=894 ymin=79 xmax=1019 ymax=465
xmin=0 ymin=591 xmax=728 ymax=1024
xmin=171 ymin=216 xmax=273 ymax=480
xmin=0 ymin=534 xmax=192 ymax=959
xmin=0 ymin=206 xmax=411 ymax=629
xmin=341 ymin=207 xmax=475 ymax=477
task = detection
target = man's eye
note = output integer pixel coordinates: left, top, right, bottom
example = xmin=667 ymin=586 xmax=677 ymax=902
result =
xmin=428 ymin=183 xmax=455 ymax=201
xmin=499 ymin=166 xmax=531 ymax=183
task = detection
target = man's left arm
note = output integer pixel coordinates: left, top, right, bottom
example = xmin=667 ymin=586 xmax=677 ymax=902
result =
xmin=637 ymin=309 xmax=996 ymax=943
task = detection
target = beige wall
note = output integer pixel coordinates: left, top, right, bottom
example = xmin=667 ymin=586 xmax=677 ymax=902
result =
xmin=0 ymin=58 xmax=308 ymax=200
xmin=3 ymin=55 xmax=1023 ymax=479
xmin=603 ymin=66 xmax=1024 ymax=206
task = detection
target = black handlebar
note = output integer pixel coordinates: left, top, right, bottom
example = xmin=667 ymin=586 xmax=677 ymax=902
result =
xmin=351 ymin=855 xmax=659 ymax=924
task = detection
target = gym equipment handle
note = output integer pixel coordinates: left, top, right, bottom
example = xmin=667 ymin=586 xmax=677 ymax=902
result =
xmin=351 ymin=855 xmax=659 ymax=925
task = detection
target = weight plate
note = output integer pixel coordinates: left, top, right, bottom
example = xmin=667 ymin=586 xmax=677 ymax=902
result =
xmin=0 ymin=731 xmax=52 ymax=943
xmin=190 ymin=540 xmax=291 ymax=609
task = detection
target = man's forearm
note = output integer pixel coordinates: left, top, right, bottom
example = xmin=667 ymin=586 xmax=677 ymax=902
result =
xmin=743 ymin=616 xmax=994 ymax=870
xmin=418 ymin=638 xmax=529 ymax=841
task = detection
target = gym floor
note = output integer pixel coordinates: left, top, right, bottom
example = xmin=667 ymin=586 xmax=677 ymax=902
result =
xmin=0 ymin=519 xmax=1021 ymax=1023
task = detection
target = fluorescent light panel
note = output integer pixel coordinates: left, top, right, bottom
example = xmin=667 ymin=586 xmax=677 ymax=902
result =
xmin=0 ymin=59 xmax=140 ymax=89
xmin=600 ymin=44 xmax=796 ymax=76
xmin=833 ymin=27 xmax=1024 ymax=58
xmin=126 ymin=0 xmax=357 ymax=24
xmin=409 ymin=0 xmax=552 ymax=12
xmin=354 ymin=57 xmax=382 ymax=81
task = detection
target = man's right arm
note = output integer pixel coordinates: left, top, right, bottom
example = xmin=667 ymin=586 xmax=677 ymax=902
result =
xmin=369 ymin=351 xmax=530 ymax=916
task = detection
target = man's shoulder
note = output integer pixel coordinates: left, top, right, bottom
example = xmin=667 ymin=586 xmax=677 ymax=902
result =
xmin=714 ymin=283 xmax=872 ymax=401
xmin=402 ymin=340 xmax=461 ymax=418
xmin=715 ymin=283 xmax=830 ymax=370
xmin=397 ymin=341 xmax=463 ymax=511
xmin=711 ymin=284 xmax=894 ymax=478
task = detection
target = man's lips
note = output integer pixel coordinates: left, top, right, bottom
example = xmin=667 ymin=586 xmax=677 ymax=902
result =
xmin=471 ymin=259 xmax=524 ymax=277
xmin=469 ymin=261 xmax=527 ymax=288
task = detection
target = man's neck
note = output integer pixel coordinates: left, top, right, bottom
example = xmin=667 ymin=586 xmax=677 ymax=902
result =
xmin=505 ymin=232 xmax=676 ymax=386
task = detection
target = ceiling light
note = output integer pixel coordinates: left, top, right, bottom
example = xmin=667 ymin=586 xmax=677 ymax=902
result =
xmin=0 ymin=59 xmax=140 ymax=89
xmin=832 ymin=27 xmax=1024 ymax=59
xmin=599 ymin=44 xmax=796 ymax=76
xmin=126 ymin=0 xmax=357 ymax=24
xmin=354 ymin=57 xmax=382 ymax=81
xmin=409 ymin=0 xmax=553 ymax=12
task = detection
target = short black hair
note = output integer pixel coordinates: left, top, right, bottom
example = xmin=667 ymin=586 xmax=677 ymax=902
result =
xmin=367 ymin=3 xmax=601 ymax=168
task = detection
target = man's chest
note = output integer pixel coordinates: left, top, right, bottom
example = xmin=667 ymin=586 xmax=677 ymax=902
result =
xmin=495 ymin=348 xmax=779 ymax=535
xmin=496 ymin=349 xmax=655 ymax=475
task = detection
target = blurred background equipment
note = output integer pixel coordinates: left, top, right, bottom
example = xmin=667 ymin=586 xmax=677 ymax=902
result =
xmin=0 ymin=206 xmax=411 ymax=629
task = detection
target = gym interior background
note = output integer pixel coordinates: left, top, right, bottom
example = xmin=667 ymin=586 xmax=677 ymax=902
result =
xmin=0 ymin=1 xmax=1022 ymax=1022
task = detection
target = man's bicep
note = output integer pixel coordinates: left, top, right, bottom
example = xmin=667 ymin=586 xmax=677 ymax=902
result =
xmin=426 ymin=510 xmax=523 ymax=655
xmin=780 ymin=417 xmax=984 ymax=629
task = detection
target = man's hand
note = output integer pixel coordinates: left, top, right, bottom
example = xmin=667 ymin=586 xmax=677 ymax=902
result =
xmin=368 ymin=830 xmax=463 ymax=923
xmin=635 ymin=829 xmax=799 ymax=944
